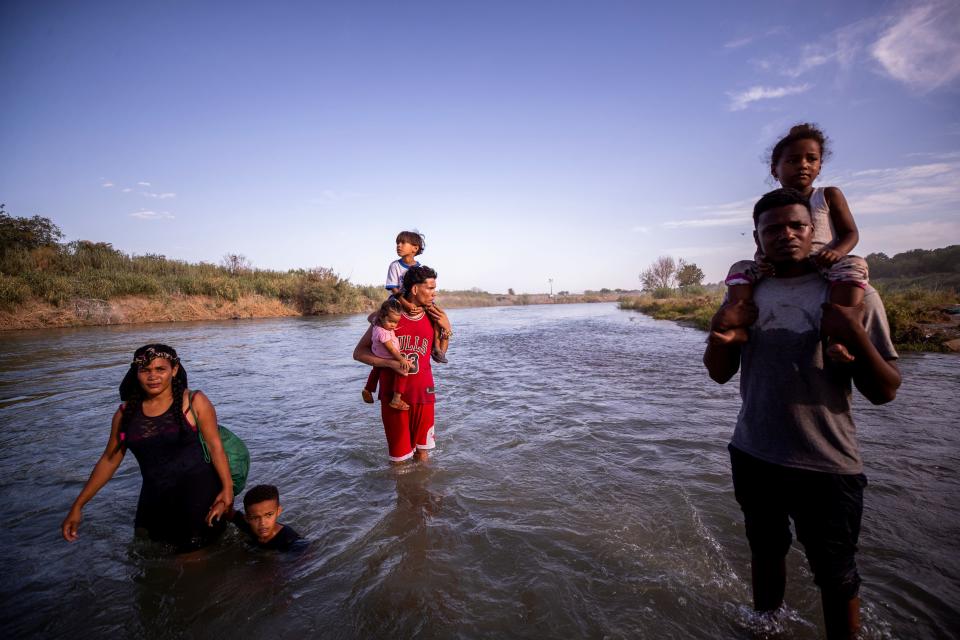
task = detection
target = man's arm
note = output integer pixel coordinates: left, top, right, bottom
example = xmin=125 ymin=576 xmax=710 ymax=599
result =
xmin=353 ymin=325 xmax=406 ymax=372
xmin=425 ymin=303 xmax=452 ymax=355
xmin=702 ymin=300 xmax=756 ymax=383
xmin=820 ymin=303 xmax=901 ymax=404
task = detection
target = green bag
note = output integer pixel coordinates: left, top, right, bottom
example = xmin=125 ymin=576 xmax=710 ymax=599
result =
xmin=188 ymin=391 xmax=251 ymax=493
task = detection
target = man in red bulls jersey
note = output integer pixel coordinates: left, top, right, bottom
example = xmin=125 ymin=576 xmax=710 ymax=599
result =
xmin=354 ymin=265 xmax=452 ymax=463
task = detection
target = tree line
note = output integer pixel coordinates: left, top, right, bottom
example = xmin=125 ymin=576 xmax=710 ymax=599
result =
xmin=639 ymin=256 xmax=705 ymax=292
xmin=0 ymin=206 xmax=380 ymax=314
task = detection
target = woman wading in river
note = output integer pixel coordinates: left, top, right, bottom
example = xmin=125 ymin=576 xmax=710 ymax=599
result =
xmin=61 ymin=344 xmax=233 ymax=552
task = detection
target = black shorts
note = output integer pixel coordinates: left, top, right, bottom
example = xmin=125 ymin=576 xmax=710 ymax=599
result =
xmin=729 ymin=444 xmax=867 ymax=600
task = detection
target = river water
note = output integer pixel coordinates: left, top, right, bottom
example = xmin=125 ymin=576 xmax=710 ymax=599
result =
xmin=0 ymin=303 xmax=957 ymax=639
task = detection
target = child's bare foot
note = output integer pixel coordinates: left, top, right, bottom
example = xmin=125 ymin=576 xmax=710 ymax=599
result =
xmin=826 ymin=342 xmax=855 ymax=363
xmin=389 ymin=396 xmax=410 ymax=411
xmin=708 ymin=327 xmax=749 ymax=345
xmin=362 ymin=389 xmax=374 ymax=404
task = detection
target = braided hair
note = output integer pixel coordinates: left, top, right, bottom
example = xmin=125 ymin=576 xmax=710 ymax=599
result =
xmin=118 ymin=344 xmax=190 ymax=446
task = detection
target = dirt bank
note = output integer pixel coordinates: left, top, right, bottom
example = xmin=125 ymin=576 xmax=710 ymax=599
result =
xmin=0 ymin=293 xmax=622 ymax=331
xmin=0 ymin=295 xmax=301 ymax=331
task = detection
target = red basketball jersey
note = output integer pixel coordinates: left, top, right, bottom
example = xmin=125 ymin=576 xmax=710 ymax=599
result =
xmin=378 ymin=311 xmax=435 ymax=404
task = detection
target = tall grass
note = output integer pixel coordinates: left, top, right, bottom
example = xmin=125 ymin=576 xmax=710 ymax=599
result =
xmin=620 ymin=283 xmax=959 ymax=351
xmin=0 ymin=242 xmax=382 ymax=315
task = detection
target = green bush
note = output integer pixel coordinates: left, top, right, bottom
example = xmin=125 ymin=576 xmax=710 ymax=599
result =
xmin=0 ymin=274 xmax=30 ymax=310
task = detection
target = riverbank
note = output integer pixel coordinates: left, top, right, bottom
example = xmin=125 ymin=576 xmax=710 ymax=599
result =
xmin=0 ymin=291 xmax=624 ymax=331
xmin=618 ymin=283 xmax=960 ymax=353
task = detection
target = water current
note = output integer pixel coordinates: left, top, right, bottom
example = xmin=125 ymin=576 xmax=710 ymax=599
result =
xmin=0 ymin=303 xmax=957 ymax=639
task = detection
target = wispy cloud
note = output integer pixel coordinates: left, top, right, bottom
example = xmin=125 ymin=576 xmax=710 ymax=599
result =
xmin=122 ymin=187 xmax=133 ymax=193
xmin=859 ymin=219 xmax=960 ymax=257
xmin=141 ymin=191 xmax=176 ymax=199
xmin=727 ymin=84 xmax=811 ymax=111
xmin=839 ymin=161 xmax=960 ymax=216
xmin=724 ymin=27 xmax=785 ymax=50
xmin=664 ymin=196 xmax=758 ymax=229
xmin=101 ymin=181 xmax=114 ymax=188
xmin=137 ymin=181 xmax=151 ymax=187
xmin=631 ymin=225 xmax=651 ymax=234
xmin=130 ymin=210 xmax=174 ymax=221
xmin=664 ymin=158 xmax=960 ymax=230
xmin=311 ymin=189 xmax=367 ymax=204
xmin=870 ymin=1 xmax=960 ymax=92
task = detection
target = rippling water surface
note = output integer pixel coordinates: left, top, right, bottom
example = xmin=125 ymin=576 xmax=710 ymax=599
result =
xmin=1 ymin=303 xmax=957 ymax=639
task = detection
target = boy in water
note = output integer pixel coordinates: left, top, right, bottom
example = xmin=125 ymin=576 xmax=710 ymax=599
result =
xmin=230 ymin=484 xmax=304 ymax=552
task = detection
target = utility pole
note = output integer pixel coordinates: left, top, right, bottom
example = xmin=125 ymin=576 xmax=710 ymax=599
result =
xmin=548 ymin=278 xmax=553 ymax=298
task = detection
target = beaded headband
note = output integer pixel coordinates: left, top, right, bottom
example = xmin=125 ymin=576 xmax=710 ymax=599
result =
xmin=132 ymin=347 xmax=180 ymax=369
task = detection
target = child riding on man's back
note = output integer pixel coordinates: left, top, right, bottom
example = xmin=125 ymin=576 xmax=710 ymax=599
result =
xmin=384 ymin=230 xmax=447 ymax=364
xmin=715 ymin=123 xmax=869 ymax=362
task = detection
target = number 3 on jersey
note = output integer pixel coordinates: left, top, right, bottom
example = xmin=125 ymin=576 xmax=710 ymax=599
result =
xmin=405 ymin=352 xmax=420 ymax=375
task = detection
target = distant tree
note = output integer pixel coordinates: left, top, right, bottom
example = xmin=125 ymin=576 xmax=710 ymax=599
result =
xmin=867 ymin=246 xmax=959 ymax=278
xmin=640 ymin=255 xmax=676 ymax=290
xmin=676 ymin=260 xmax=705 ymax=288
xmin=558 ymin=290 xmax=570 ymax=296
xmin=508 ymin=288 xmax=515 ymax=296
xmin=0 ymin=205 xmax=64 ymax=254
xmin=221 ymin=253 xmax=252 ymax=275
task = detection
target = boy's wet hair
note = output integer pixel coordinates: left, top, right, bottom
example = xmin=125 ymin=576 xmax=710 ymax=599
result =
xmin=377 ymin=298 xmax=402 ymax=321
xmin=769 ymin=123 xmax=831 ymax=174
xmin=243 ymin=484 xmax=280 ymax=509
xmin=396 ymin=230 xmax=426 ymax=256
xmin=753 ymin=188 xmax=812 ymax=225
xmin=402 ymin=264 xmax=438 ymax=294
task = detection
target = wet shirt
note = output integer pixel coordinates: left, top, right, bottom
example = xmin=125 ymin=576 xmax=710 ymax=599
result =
xmin=731 ymin=273 xmax=897 ymax=474
xmin=231 ymin=511 xmax=304 ymax=552
xmin=123 ymin=401 xmax=224 ymax=548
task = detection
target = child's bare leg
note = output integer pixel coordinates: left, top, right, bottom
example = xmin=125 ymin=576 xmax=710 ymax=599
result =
xmin=414 ymin=448 xmax=429 ymax=462
xmin=824 ymin=283 xmax=864 ymax=363
xmin=389 ymin=392 xmax=410 ymax=411
xmin=711 ymin=284 xmax=752 ymax=344
xmin=362 ymin=367 xmax=378 ymax=403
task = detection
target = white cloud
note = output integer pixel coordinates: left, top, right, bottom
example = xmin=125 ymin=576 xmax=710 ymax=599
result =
xmin=724 ymin=27 xmax=785 ymax=50
xmin=101 ymin=182 xmax=114 ymax=188
xmin=137 ymin=181 xmax=151 ymax=187
xmin=871 ymin=1 xmax=960 ymax=92
xmin=141 ymin=191 xmax=176 ymax=199
xmin=859 ymin=219 xmax=960 ymax=257
xmin=840 ymin=161 xmax=960 ymax=215
xmin=631 ymin=225 xmax=651 ymax=234
xmin=724 ymin=36 xmax=755 ymax=50
xmin=122 ymin=187 xmax=133 ymax=193
xmin=129 ymin=210 xmax=174 ymax=221
xmin=311 ymin=189 xmax=366 ymax=203
xmin=727 ymin=84 xmax=811 ymax=111
xmin=665 ymin=196 xmax=759 ymax=228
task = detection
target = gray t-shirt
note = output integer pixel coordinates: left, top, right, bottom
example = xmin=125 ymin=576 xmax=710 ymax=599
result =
xmin=730 ymin=272 xmax=898 ymax=474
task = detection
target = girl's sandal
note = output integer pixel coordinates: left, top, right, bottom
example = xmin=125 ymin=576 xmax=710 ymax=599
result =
xmin=389 ymin=398 xmax=410 ymax=411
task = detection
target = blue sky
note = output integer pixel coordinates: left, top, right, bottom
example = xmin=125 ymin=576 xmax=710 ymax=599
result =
xmin=2 ymin=0 xmax=958 ymax=293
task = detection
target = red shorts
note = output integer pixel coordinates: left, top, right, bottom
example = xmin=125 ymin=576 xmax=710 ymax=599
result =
xmin=380 ymin=402 xmax=435 ymax=462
